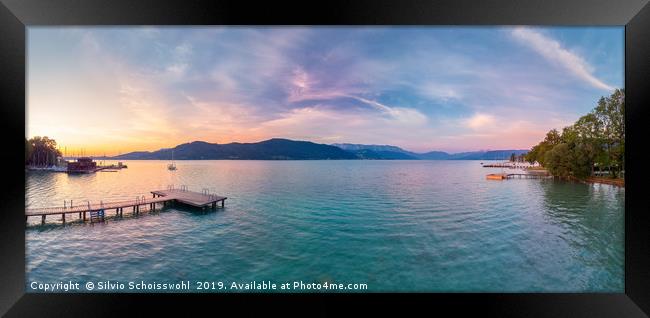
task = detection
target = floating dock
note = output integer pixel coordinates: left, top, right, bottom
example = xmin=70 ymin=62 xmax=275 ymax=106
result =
xmin=26 ymin=187 xmax=227 ymax=225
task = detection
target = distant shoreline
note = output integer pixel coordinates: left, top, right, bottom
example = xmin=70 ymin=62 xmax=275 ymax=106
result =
xmin=83 ymin=158 xmax=511 ymax=161
xmin=524 ymin=167 xmax=624 ymax=187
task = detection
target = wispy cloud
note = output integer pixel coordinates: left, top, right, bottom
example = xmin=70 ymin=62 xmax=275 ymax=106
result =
xmin=464 ymin=113 xmax=496 ymax=130
xmin=510 ymin=27 xmax=614 ymax=91
xmin=351 ymin=96 xmax=428 ymax=125
xmin=27 ymin=27 xmax=623 ymax=153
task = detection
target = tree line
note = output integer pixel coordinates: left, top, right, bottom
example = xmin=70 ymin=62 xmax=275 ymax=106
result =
xmin=524 ymin=88 xmax=624 ymax=179
xmin=509 ymin=153 xmax=526 ymax=162
xmin=25 ymin=136 xmax=62 ymax=166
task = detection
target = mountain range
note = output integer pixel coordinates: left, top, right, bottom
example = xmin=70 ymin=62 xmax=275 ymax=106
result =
xmin=332 ymin=143 xmax=528 ymax=160
xmin=110 ymin=138 xmax=528 ymax=160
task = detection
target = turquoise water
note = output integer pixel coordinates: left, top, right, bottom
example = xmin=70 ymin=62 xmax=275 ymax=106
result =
xmin=25 ymin=160 xmax=624 ymax=292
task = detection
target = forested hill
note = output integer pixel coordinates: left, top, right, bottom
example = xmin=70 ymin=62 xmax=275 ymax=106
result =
xmin=112 ymin=139 xmax=357 ymax=160
xmin=113 ymin=139 xmax=527 ymax=160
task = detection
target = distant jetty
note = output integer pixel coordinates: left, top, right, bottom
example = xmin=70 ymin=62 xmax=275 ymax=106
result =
xmin=26 ymin=157 xmax=127 ymax=174
xmin=481 ymin=161 xmax=538 ymax=169
xmin=486 ymin=173 xmax=551 ymax=180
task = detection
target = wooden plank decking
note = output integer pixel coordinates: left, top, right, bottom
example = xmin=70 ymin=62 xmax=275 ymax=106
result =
xmin=25 ymin=196 xmax=172 ymax=216
xmin=26 ymin=187 xmax=227 ymax=224
xmin=151 ymin=189 xmax=226 ymax=208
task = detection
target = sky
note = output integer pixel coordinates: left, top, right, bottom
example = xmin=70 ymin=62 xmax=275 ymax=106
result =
xmin=27 ymin=27 xmax=624 ymax=155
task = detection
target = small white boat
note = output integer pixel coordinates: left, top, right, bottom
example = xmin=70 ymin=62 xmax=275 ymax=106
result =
xmin=168 ymin=150 xmax=177 ymax=171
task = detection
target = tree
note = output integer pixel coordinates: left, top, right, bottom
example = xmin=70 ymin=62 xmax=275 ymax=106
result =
xmin=525 ymin=129 xmax=562 ymax=165
xmin=25 ymin=138 xmax=33 ymax=163
xmin=517 ymin=153 xmax=525 ymax=162
xmin=544 ymin=143 xmax=573 ymax=177
xmin=571 ymin=142 xmax=598 ymax=178
xmin=26 ymin=136 xmax=62 ymax=166
xmin=590 ymin=88 xmax=624 ymax=177
xmin=544 ymin=129 xmax=562 ymax=145
xmin=524 ymin=88 xmax=624 ymax=180
xmin=524 ymin=144 xmax=539 ymax=164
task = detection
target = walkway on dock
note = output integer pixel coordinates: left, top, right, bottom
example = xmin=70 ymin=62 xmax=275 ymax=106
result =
xmin=486 ymin=173 xmax=552 ymax=180
xmin=26 ymin=187 xmax=227 ymax=224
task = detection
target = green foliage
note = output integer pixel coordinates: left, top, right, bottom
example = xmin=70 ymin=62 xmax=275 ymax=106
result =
xmin=526 ymin=89 xmax=624 ymax=179
xmin=572 ymin=142 xmax=598 ymax=178
xmin=26 ymin=136 xmax=62 ymax=166
xmin=544 ymin=143 xmax=572 ymax=177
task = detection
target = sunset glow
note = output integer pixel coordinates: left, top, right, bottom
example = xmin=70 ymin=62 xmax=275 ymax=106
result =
xmin=27 ymin=27 xmax=623 ymax=155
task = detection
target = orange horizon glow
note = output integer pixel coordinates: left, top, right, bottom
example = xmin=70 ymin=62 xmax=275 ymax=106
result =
xmin=27 ymin=27 xmax=623 ymax=155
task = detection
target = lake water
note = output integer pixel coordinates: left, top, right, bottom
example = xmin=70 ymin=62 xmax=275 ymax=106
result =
xmin=25 ymin=160 xmax=624 ymax=292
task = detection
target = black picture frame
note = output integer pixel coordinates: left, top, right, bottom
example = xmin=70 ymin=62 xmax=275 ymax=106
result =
xmin=1 ymin=0 xmax=649 ymax=316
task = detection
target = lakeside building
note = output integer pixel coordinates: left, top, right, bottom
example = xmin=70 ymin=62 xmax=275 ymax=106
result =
xmin=67 ymin=157 xmax=97 ymax=173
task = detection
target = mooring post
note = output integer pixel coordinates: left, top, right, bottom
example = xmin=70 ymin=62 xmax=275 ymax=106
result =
xmin=42 ymin=215 xmax=46 ymax=225
xmin=62 ymin=213 xmax=66 ymax=224
xmin=221 ymin=200 xmax=225 ymax=208
xmin=83 ymin=211 xmax=86 ymax=222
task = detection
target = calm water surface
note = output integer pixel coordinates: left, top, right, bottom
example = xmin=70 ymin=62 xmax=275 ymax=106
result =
xmin=25 ymin=160 xmax=624 ymax=292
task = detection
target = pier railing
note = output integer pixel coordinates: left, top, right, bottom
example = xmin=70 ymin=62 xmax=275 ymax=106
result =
xmin=26 ymin=187 xmax=228 ymax=225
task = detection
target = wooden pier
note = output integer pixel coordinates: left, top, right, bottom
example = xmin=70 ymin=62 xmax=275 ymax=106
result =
xmin=486 ymin=173 xmax=552 ymax=180
xmin=26 ymin=187 xmax=227 ymax=225
xmin=482 ymin=164 xmax=532 ymax=169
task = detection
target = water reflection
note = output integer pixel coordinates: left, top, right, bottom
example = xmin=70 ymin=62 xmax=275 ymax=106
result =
xmin=25 ymin=160 xmax=624 ymax=292
xmin=538 ymin=180 xmax=624 ymax=291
